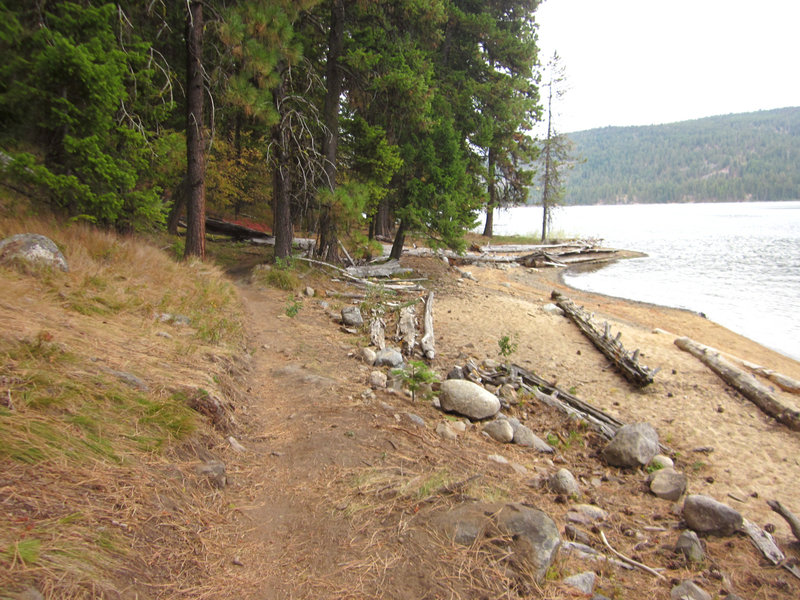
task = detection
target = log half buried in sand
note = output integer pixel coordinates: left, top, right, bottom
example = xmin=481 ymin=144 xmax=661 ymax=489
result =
xmin=674 ymin=336 xmax=800 ymax=431
xmin=551 ymin=291 xmax=658 ymax=387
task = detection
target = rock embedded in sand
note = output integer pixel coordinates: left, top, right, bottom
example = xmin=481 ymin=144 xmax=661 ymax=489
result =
xmin=439 ymin=379 xmax=501 ymax=420
xmin=375 ymin=347 xmax=404 ymax=368
xmin=682 ymin=494 xmax=743 ymax=536
xmin=369 ymin=370 xmax=387 ymax=389
xmin=563 ymin=571 xmax=596 ymax=595
xmin=601 ymin=422 xmax=659 ymax=467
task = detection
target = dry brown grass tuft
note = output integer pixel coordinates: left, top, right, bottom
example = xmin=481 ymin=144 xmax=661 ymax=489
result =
xmin=0 ymin=217 xmax=252 ymax=597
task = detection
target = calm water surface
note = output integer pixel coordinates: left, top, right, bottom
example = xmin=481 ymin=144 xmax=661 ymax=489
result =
xmin=486 ymin=201 xmax=800 ymax=361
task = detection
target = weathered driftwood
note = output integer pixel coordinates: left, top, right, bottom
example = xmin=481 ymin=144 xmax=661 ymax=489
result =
xmin=420 ymin=291 xmax=435 ymax=360
xmin=599 ymin=530 xmax=665 ymax=580
xmin=397 ymin=306 xmax=417 ymax=355
xmin=767 ymin=500 xmax=800 ymax=542
xmin=674 ymin=337 xmax=800 ymax=431
xmin=346 ymin=259 xmax=413 ymax=279
xmin=551 ymin=291 xmax=658 ymax=387
xmin=742 ymin=362 xmax=800 ymax=395
xmin=369 ymin=316 xmax=386 ymax=350
xmin=669 ymin=338 xmax=800 ymax=396
xmin=479 ymin=242 xmax=597 ymax=253
xmin=741 ymin=518 xmax=800 ymax=580
xmin=298 ymin=257 xmax=423 ymax=293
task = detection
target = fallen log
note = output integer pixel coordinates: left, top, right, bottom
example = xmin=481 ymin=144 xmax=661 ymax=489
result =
xmin=767 ymin=500 xmax=800 ymax=542
xmin=369 ymin=315 xmax=386 ymax=350
xmin=551 ymin=291 xmax=658 ymax=387
xmin=674 ymin=336 xmax=800 ymax=431
xmin=203 ymin=216 xmax=271 ymax=240
xmin=741 ymin=518 xmax=800 ymax=580
xmin=420 ymin=291 xmax=435 ymax=360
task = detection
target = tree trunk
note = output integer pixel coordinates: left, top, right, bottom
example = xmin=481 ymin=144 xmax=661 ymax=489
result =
xmin=271 ymin=68 xmax=293 ymax=261
xmin=317 ymin=0 xmax=345 ymax=264
xmin=389 ymin=218 xmax=405 ymax=259
xmin=166 ymin=175 xmax=188 ymax=235
xmin=373 ymin=198 xmax=392 ymax=239
xmin=184 ymin=0 xmax=206 ymax=259
xmin=482 ymin=147 xmax=496 ymax=237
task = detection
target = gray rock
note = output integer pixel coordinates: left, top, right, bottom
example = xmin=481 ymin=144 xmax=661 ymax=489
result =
xmin=542 ymin=303 xmax=565 ymax=316
xmin=591 ymin=596 xmax=612 ymax=600
xmin=439 ymin=379 xmax=501 ymax=420
xmin=0 ymin=233 xmax=69 ymax=272
xmin=360 ymin=347 xmax=377 ymax=365
xmin=650 ymin=468 xmax=688 ymax=501
xmin=195 ymin=460 xmax=226 ymax=488
xmin=436 ymin=422 xmax=459 ymax=441
xmin=675 ymin=530 xmax=704 ymax=562
xmin=431 ymin=503 xmax=487 ymax=545
xmin=404 ymin=413 xmax=425 ymax=428
xmin=446 ymin=366 xmax=464 ymax=380
xmin=14 ymin=587 xmax=44 ymax=600
xmin=483 ymin=419 xmax=514 ymax=443
xmin=683 ymin=494 xmax=742 ymax=536
xmin=495 ymin=503 xmax=561 ymax=582
xmin=549 ymin=468 xmax=581 ymax=496
xmin=507 ymin=421 xmax=554 ymax=452
xmin=341 ymin=305 xmax=364 ymax=327
xmin=369 ymin=370 xmax=387 ymax=389
xmin=375 ymin=348 xmax=404 ymax=368
xmin=498 ymin=383 xmax=518 ymax=403
xmin=304 ymin=286 xmax=315 ymax=297
xmin=670 ymin=580 xmax=711 ymax=600
xmin=563 ymin=571 xmax=596 ymax=595
xmin=650 ymin=454 xmax=674 ymax=470
xmin=100 ymin=367 xmax=149 ymax=391
xmin=566 ymin=504 xmax=608 ymax=525
xmin=602 ymin=422 xmax=659 ymax=467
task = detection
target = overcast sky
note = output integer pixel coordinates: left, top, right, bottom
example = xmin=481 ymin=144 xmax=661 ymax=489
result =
xmin=535 ymin=0 xmax=800 ymax=133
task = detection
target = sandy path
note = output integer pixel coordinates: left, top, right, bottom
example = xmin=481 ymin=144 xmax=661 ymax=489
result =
xmin=430 ymin=260 xmax=800 ymax=536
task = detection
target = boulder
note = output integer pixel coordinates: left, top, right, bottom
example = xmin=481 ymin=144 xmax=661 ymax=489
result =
xmin=675 ymin=530 xmax=704 ymax=562
xmin=649 ymin=468 xmax=688 ymax=501
xmin=670 ymin=580 xmax=711 ymax=600
xmin=548 ymin=468 xmax=580 ymax=497
xmin=0 ymin=233 xmax=69 ymax=272
xmin=483 ymin=419 xmax=514 ymax=443
xmin=683 ymin=494 xmax=742 ymax=536
xmin=195 ymin=460 xmax=226 ymax=488
xmin=495 ymin=503 xmax=561 ymax=582
xmin=341 ymin=305 xmax=364 ymax=327
xmin=375 ymin=348 xmax=404 ymax=368
xmin=439 ymin=379 xmax=500 ymax=420
xmin=435 ymin=422 xmax=459 ymax=441
xmin=566 ymin=504 xmax=608 ymax=525
xmin=601 ymin=422 xmax=659 ymax=467
xmin=650 ymin=454 xmax=674 ymax=470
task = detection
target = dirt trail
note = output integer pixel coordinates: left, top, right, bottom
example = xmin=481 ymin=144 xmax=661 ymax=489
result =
xmin=223 ymin=260 xmax=800 ymax=599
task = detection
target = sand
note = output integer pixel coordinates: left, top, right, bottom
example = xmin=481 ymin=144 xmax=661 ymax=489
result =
xmin=420 ymin=257 xmax=800 ymax=536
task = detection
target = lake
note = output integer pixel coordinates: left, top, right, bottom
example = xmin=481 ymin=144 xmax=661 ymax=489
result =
xmin=483 ymin=201 xmax=800 ymax=361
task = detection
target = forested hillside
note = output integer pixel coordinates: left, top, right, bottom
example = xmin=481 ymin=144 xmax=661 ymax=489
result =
xmin=565 ymin=107 xmax=800 ymax=204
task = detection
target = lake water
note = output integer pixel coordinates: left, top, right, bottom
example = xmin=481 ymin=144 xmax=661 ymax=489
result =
xmin=483 ymin=201 xmax=800 ymax=361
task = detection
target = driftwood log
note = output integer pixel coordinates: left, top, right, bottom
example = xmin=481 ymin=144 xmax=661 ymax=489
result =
xmin=767 ymin=500 xmax=800 ymax=542
xmin=741 ymin=518 xmax=800 ymax=580
xmin=742 ymin=363 xmax=800 ymax=395
xmin=674 ymin=337 xmax=800 ymax=431
xmin=420 ymin=292 xmax=435 ymax=360
xmin=369 ymin=315 xmax=386 ymax=350
xmin=551 ymin=291 xmax=658 ymax=387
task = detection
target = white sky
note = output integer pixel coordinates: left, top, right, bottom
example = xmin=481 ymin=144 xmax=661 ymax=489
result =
xmin=535 ymin=0 xmax=800 ymax=132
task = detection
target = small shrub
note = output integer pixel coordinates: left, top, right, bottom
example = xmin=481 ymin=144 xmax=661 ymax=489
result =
xmin=285 ymin=295 xmax=302 ymax=318
xmin=498 ymin=334 xmax=518 ymax=359
xmin=392 ymin=360 xmax=438 ymax=402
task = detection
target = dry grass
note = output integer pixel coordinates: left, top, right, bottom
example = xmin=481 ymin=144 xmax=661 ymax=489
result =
xmin=0 ymin=216 xmax=252 ymax=598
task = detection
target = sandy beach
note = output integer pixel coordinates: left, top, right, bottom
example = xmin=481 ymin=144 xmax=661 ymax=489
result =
xmin=417 ymin=256 xmax=800 ymax=537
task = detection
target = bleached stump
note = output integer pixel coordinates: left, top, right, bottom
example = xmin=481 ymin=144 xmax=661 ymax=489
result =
xmin=397 ymin=305 xmax=417 ymax=355
xmin=420 ymin=291 xmax=435 ymax=360
xmin=369 ymin=316 xmax=386 ymax=350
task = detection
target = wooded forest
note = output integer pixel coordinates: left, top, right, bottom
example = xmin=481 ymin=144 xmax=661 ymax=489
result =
xmin=0 ymin=0 xmax=544 ymax=260
xmin=565 ymin=107 xmax=800 ymax=205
